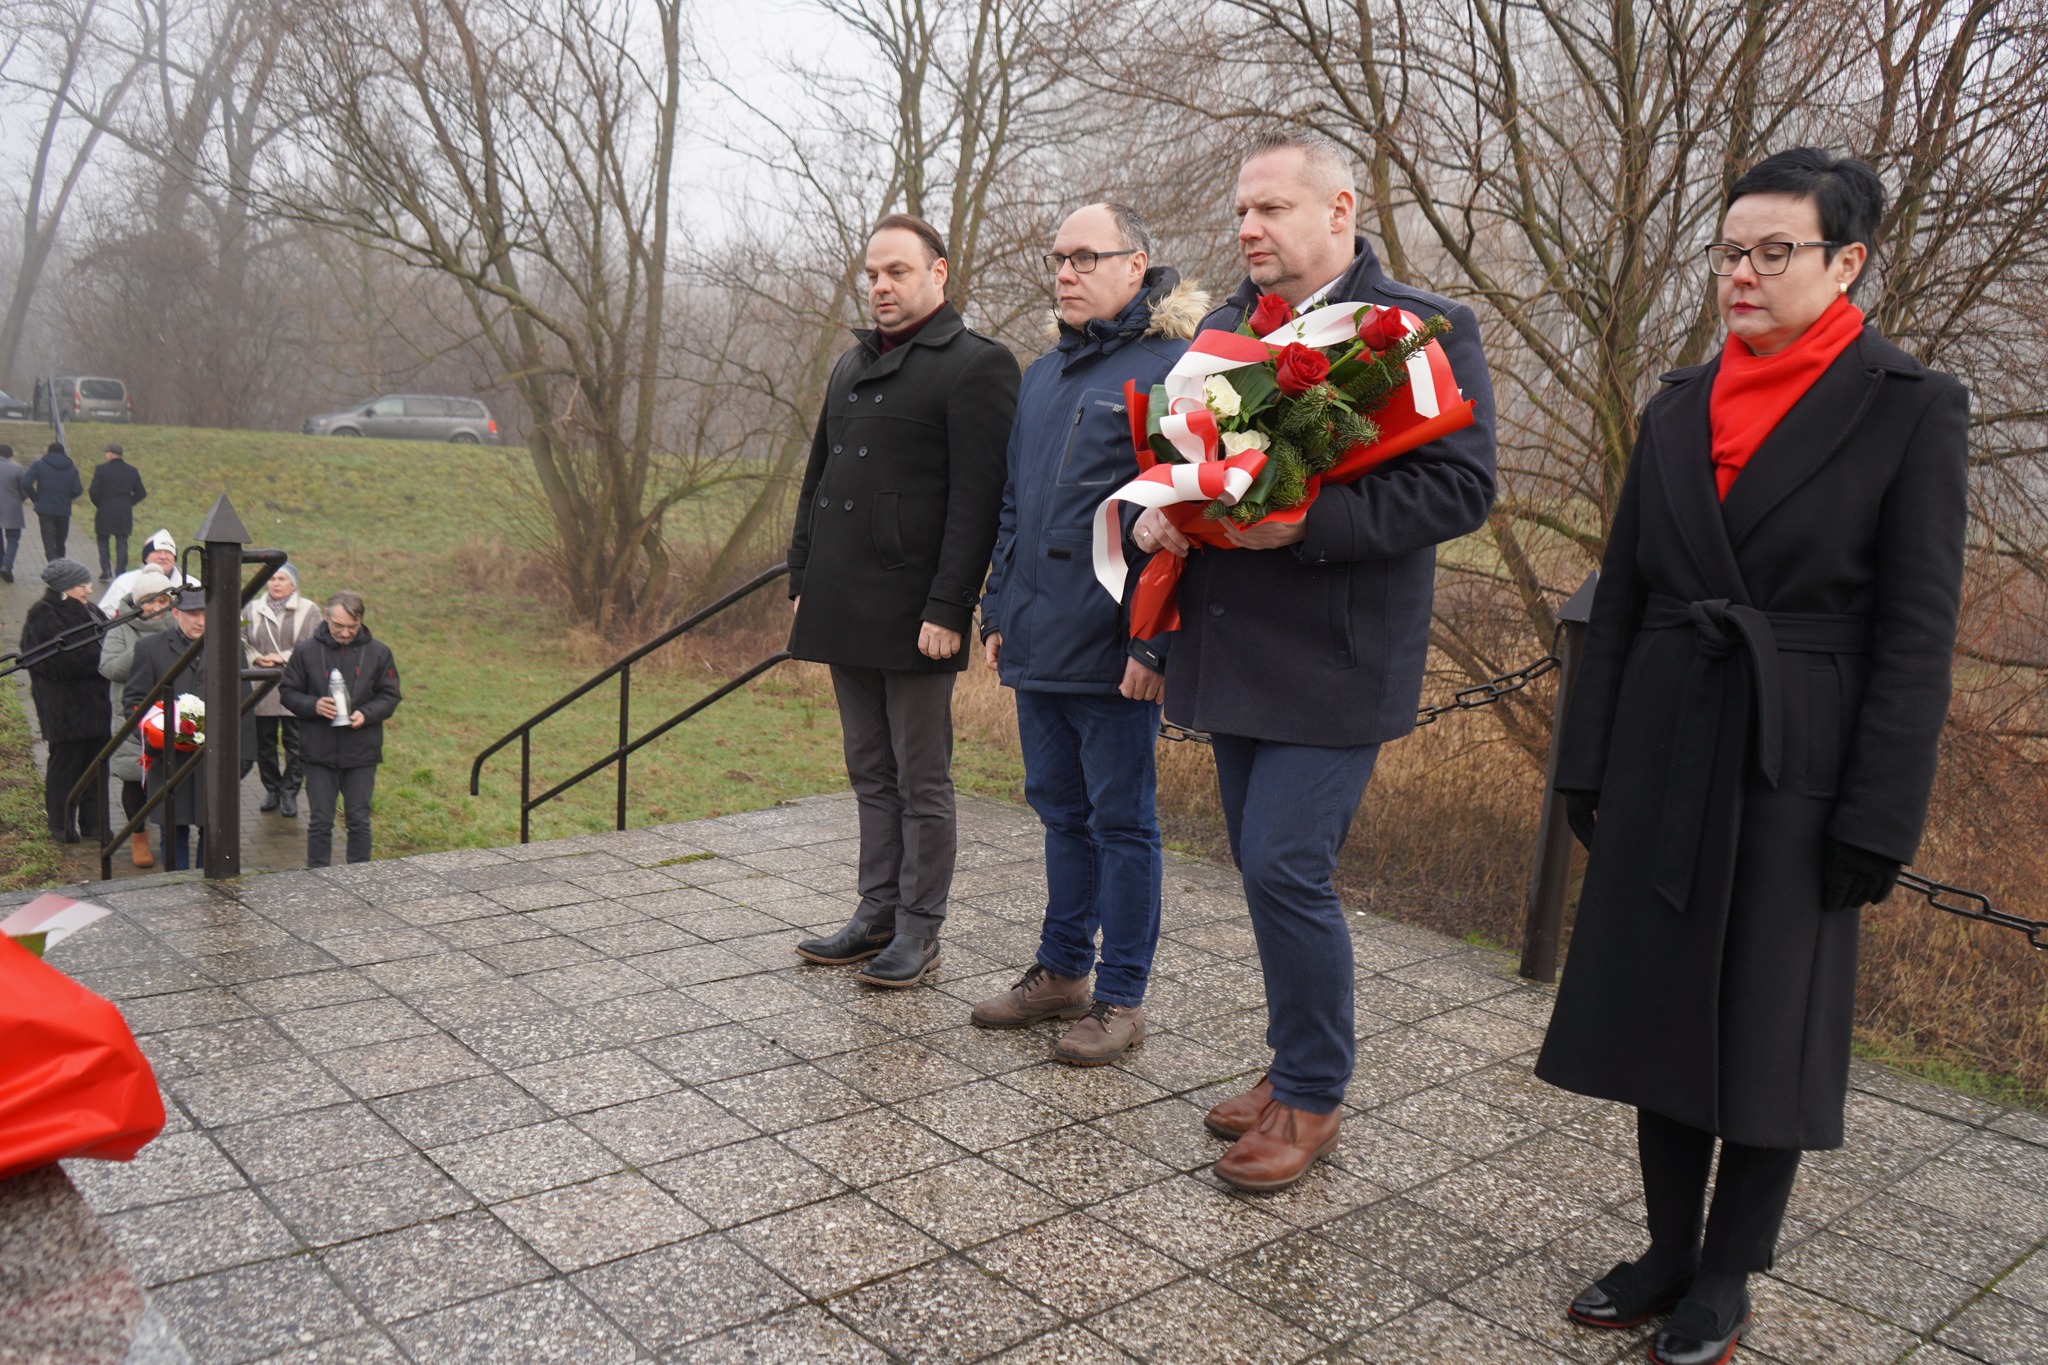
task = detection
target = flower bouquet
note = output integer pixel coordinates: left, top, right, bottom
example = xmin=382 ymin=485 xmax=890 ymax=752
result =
xmin=139 ymin=693 xmax=206 ymax=756
xmin=1092 ymin=297 xmax=1478 ymax=638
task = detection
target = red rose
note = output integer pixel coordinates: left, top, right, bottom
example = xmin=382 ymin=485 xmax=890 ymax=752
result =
xmin=1248 ymin=294 xmax=1295 ymax=336
xmin=1355 ymin=304 xmax=1412 ymax=352
xmin=1274 ymin=342 xmax=1332 ymax=396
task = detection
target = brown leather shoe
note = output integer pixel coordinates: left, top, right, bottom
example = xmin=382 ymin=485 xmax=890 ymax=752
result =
xmin=971 ymin=963 xmax=1092 ymax=1029
xmin=1053 ymin=1002 xmax=1144 ymax=1066
xmin=1204 ymin=1074 xmax=1275 ymax=1139
xmin=1213 ymin=1100 xmax=1340 ymax=1191
xmin=129 ymin=831 xmax=154 ymax=868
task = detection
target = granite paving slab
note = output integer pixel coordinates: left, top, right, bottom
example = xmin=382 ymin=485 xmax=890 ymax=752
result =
xmin=3 ymin=791 xmax=2037 ymax=1363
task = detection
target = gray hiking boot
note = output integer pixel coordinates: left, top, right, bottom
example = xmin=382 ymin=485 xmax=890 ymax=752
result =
xmin=970 ymin=963 xmax=1092 ymax=1029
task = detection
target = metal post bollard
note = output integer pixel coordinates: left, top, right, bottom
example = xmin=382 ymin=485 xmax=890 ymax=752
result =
xmin=1518 ymin=572 xmax=1598 ymax=983
xmin=197 ymin=496 xmax=252 ymax=880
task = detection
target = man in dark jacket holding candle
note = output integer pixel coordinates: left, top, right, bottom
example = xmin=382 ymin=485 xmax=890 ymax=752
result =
xmin=787 ymin=212 xmax=1020 ymax=988
xmin=280 ymin=591 xmax=402 ymax=866
xmin=1137 ymin=128 xmax=1498 ymax=1189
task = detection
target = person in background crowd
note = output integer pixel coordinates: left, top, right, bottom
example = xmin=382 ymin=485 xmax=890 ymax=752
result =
xmin=787 ymin=212 xmax=1020 ymax=989
xmin=101 ymin=530 xmax=192 ymax=614
xmin=20 ymin=559 xmax=109 ymax=842
xmin=280 ymin=591 xmax=402 ymax=867
xmin=243 ymin=564 xmax=320 ymax=817
xmin=1137 ymin=128 xmax=1497 ymax=1190
xmin=0 ymin=444 xmax=29 ymax=583
xmin=969 ymin=202 xmax=1204 ymax=1064
xmin=21 ymin=441 xmax=84 ymax=563
xmin=122 ymin=587 xmax=251 ymax=871
xmin=99 ymin=568 xmax=177 ymax=868
xmin=1538 ymin=149 xmax=1970 ymax=1365
xmin=87 ymin=441 xmax=147 ymax=581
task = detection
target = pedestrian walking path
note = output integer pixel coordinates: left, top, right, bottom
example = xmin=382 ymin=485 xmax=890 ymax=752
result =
xmin=14 ymin=793 xmax=2048 ymax=1363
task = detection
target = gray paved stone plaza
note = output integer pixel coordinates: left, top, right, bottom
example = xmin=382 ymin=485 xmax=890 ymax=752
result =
xmin=15 ymin=793 xmax=2048 ymax=1363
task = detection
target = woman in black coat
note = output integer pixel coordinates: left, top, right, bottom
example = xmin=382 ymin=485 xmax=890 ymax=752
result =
xmin=1535 ymin=149 xmax=1969 ymax=1364
xmin=20 ymin=558 xmax=110 ymax=840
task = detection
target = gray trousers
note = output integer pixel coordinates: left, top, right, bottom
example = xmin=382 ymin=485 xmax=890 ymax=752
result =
xmin=831 ymin=665 xmax=956 ymax=938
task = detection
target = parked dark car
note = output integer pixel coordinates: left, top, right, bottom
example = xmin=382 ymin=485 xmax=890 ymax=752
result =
xmin=302 ymin=394 xmax=500 ymax=444
xmin=33 ymin=376 xmax=131 ymax=423
xmin=0 ymin=389 xmax=28 ymax=420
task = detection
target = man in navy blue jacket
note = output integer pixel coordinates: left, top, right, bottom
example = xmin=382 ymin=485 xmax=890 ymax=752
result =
xmin=1137 ymin=129 xmax=1498 ymax=1189
xmin=970 ymin=203 xmax=1206 ymax=1065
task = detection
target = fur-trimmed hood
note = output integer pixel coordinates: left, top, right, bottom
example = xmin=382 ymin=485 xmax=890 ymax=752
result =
xmin=1044 ymin=267 xmax=1212 ymax=345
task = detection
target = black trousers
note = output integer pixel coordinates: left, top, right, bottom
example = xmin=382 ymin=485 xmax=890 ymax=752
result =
xmin=37 ymin=513 xmax=69 ymax=562
xmin=96 ymin=532 xmax=129 ymax=577
xmin=254 ymin=715 xmax=304 ymax=794
xmin=45 ymin=738 xmax=103 ymax=838
xmin=305 ymin=763 xmax=376 ymax=866
xmin=830 ymin=665 xmax=957 ymax=938
xmin=1639 ymin=1108 xmax=1803 ymax=1272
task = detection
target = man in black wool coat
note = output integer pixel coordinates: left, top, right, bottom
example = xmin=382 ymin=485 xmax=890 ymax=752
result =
xmin=786 ymin=212 xmax=1020 ymax=989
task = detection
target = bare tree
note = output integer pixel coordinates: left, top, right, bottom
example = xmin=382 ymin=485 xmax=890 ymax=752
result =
xmin=256 ymin=0 xmax=702 ymax=628
xmin=0 ymin=0 xmax=145 ymax=389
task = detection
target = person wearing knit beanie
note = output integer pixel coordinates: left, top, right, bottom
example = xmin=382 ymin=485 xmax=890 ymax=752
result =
xmin=40 ymin=558 xmax=93 ymax=594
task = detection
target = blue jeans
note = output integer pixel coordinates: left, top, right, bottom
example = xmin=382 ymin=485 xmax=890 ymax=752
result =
xmin=160 ymin=825 xmax=201 ymax=871
xmin=1016 ymin=689 xmax=1162 ymax=1007
xmin=1210 ymin=734 xmax=1380 ymax=1114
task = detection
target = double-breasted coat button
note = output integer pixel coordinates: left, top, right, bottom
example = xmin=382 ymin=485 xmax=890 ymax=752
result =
xmin=848 ymin=392 xmax=859 ymax=402
xmin=832 ymin=444 xmax=843 ymax=454
xmin=874 ymin=394 xmax=884 ymax=402
xmin=1209 ymin=603 xmax=1226 ymax=617
xmin=842 ymin=499 xmax=854 ymax=511
xmin=817 ymin=495 xmax=828 ymax=507
xmin=858 ymin=447 xmax=868 ymax=457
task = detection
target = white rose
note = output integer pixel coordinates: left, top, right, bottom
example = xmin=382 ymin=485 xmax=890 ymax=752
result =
xmin=1220 ymin=430 xmax=1270 ymax=457
xmin=1203 ymin=374 xmax=1242 ymax=418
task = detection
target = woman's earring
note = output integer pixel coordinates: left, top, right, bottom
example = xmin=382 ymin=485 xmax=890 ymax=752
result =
xmin=1838 ymin=281 xmax=1849 ymax=295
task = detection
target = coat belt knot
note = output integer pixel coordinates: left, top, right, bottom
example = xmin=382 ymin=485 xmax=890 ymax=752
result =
xmin=1641 ymin=594 xmax=1869 ymax=913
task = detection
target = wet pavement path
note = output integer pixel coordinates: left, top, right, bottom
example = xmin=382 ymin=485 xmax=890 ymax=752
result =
xmin=17 ymin=792 xmax=2048 ymax=1364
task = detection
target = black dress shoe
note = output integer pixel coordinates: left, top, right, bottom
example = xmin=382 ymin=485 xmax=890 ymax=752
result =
xmin=259 ymin=790 xmax=281 ymax=812
xmin=854 ymin=933 xmax=940 ymax=988
xmin=795 ymin=917 xmax=894 ymax=965
xmin=280 ymin=791 xmax=298 ymax=818
xmin=1567 ymin=1260 xmax=1692 ymax=1329
xmin=1648 ymin=1293 xmax=1750 ymax=1365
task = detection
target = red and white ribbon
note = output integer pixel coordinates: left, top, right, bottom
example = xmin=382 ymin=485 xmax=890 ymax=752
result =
xmin=1091 ymin=454 xmax=1263 ymax=606
xmin=1162 ymin=302 xmax=1440 ymax=419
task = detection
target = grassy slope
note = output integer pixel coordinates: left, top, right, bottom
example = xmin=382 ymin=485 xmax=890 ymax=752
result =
xmin=0 ymin=419 xmax=900 ymax=854
xmin=0 ymin=670 xmax=63 ymax=891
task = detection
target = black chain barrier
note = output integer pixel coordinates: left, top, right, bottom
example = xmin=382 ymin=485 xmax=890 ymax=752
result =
xmin=1157 ymin=652 xmax=1562 ymax=746
xmin=1895 ymin=871 xmax=2048 ymax=951
xmin=1158 ymin=650 xmax=2048 ymax=951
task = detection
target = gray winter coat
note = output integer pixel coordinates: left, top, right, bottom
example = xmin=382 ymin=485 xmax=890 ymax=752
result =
xmin=0 ymin=460 xmax=26 ymax=531
xmin=243 ymin=594 xmax=321 ymax=718
xmin=100 ymin=601 xmax=174 ymax=784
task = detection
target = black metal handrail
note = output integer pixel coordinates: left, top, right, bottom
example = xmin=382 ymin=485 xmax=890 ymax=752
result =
xmin=470 ymin=563 xmax=793 ymax=842
xmin=71 ymin=545 xmax=286 ymax=879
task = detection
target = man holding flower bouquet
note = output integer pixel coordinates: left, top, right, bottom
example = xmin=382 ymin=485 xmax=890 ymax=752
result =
xmin=122 ymin=588 xmax=254 ymax=871
xmin=1132 ymin=129 xmax=1497 ymax=1189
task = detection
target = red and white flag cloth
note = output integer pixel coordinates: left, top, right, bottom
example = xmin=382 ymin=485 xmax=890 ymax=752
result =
xmin=1092 ymin=302 xmax=1463 ymax=617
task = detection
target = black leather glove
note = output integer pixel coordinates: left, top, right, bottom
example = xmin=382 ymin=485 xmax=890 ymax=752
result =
xmin=1824 ymin=839 xmax=1900 ymax=911
xmin=1563 ymin=790 xmax=1599 ymax=851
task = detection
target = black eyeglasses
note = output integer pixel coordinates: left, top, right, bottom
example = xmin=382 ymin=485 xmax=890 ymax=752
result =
xmin=1703 ymin=241 xmax=1842 ymax=276
xmin=1043 ymin=249 xmax=1138 ymax=275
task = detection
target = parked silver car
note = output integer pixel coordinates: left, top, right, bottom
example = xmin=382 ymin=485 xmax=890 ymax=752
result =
xmin=0 ymin=389 xmax=28 ymax=420
xmin=302 ymin=394 xmax=500 ymax=443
